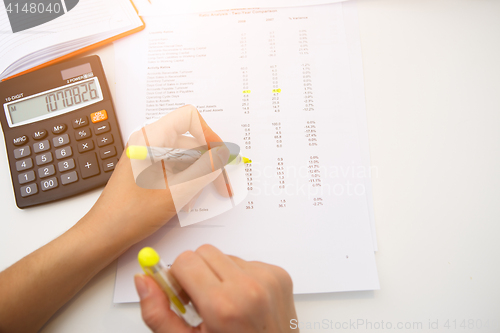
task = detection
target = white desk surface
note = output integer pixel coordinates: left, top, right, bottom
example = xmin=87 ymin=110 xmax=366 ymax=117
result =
xmin=1 ymin=1 xmax=499 ymax=332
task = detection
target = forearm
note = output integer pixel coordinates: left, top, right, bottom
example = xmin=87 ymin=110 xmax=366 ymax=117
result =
xmin=0 ymin=212 xmax=129 ymax=333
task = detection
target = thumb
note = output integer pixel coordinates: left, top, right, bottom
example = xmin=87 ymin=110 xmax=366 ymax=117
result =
xmin=135 ymin=274 xmax=192 ymax=333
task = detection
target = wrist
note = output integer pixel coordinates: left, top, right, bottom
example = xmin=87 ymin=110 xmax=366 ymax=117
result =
xmin=75 ymin=205 xmax=134 ymax=261
xmin=77 ymin=195 xmax=175 ymax=257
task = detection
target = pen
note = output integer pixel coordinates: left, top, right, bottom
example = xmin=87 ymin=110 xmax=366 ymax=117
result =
xmin=126 ymin=145 xmax=252 ymax=164
xmin=138 ymin=247 xmax=203 ymax=327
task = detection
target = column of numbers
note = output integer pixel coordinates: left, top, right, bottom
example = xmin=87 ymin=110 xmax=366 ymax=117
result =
xmin=305 ymin=120 xmax=317 ymax=146
xmin=268 ymin=31 xmax=276 ymax=57
xmin=308 ymin=155 xmax=323 ymax=191
xmin=240 ymin=33 xmax=247 ymax=59
xmin=302 ymin=63 xmax=314 ymax=112
xmin=241 ymin=123 xmax=254 ymax=192
xmin=273 ymin=122 xmax=282 ymax=148
xmin=271 ymin=65 xmax=281 ymax=113
xmin=277 ymin=157 xmax=287 ymax=208
xmin=298 ymin=30 xmax=309 ymax=55
xmin=242 ymin=67 xmax=250 ymax=114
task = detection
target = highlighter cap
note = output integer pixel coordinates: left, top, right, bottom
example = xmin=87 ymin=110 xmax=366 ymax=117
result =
xmin=138 ymin=247 xmax=160 ymax=270
xmin=127 ymin=145 xmax=148 ymax=160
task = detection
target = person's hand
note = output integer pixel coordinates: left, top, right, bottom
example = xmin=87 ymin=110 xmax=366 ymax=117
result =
xmin=79 ymin=105 xmax=229 ymax=251
xmin=135 ymin=244 xmax=298 ymax=333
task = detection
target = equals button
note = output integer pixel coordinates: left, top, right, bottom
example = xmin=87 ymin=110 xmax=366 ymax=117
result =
xmin=103 ymin=158 xmax=118 ymax=172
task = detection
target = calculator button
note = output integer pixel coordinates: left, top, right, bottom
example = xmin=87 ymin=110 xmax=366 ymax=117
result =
xmin=55 ymin=146 xmax=73 ymax=159
xmin=33 ymin=140 xmax=50 ymax=153
xmin=75 ymin=128 xmax=91 ymax=141
xmin=13 ymin=135 xmax=28 ymax=146
xmin=61 ymin=171 xmax=78 ymax=185
xmin=16 ymin=158 xmax=33 ymax=171
xmin=90 ymin=110 xmax=108 ymax=123
xmin=52 ymin=124 xmax=67 ymax=134
xmin=36 ymin=152 xmax=53 ymax=166
xmin=72 ymin=116 xmax=88 ymax=129
xmin=58 ymin=158 xmax=75 ymax=172
xmin=53 ymin=134 xmax=70 ymax=147
xmin=14 ymin=146 xmax=31 ymax=159
xmin=20 ymin=183 xmax=38 ymax=197
xmin=32 ymin=130 xmax=48 ymax=140
xmin=97 ymin=133 xmax=113 ymax=147
xmin=40 ymin=177 xmax=58 ymax=192
xmin=99 ymin=146 xmax=117 ymax=159
xmin=77 ymin=139 xmax=94 ymax=153
xmin=103 ymin=159 xmax=118 ymax=172
xmin=18 ymin=170 xmax=35 ymax=184
xmin=38 ymin=165 xmax=56 ymax=178
xmin=94 ymin=121 xmax=110 ymax=135
xmin=78 ymin=153 xmax=100 ymax=179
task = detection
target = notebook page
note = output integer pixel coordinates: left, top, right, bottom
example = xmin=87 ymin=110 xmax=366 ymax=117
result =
xmin=0 ymin=0 xmax=142 ymax=79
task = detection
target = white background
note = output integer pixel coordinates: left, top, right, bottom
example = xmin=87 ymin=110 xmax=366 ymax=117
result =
xmin=0 ymin=0 xmax=499 ymax=332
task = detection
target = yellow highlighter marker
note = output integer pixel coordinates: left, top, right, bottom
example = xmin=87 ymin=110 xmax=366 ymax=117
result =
xmin=138 ymin=247 xmax=203 ymax=327
xmin=127 ymin=145 xmax=252 ymax=164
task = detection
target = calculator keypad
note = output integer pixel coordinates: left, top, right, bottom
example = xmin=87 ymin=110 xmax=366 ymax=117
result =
xmin=99 ymin=146 xmax=116 ymax=159
xmin=11 ymin=109 xmax=120 ymax=203
xmin=75 ymin=128 xmax=91 ymax=141
xmin=38 ymin=165 xmax=56 ymax=178
xmin=14 ymin=146 xmax=31 ymax=159
xmin=94 ymin=121 xmax=110 ymax=135
xmin=36 ymin=152 xmax=53 ymax=165
xmin=77 ymin=139 xmax=94 ymax=153
xmin=20 ymin=183 xmax=38 ymax=197
xmin=90 ymin=110 xmax=108 ymax=123
xmin=19 ymin=170 xmax=36 ymax=184
xmin=33 ymin=140 xmax=50 ymax=153
xmin=97 ymin=133 xmax=113 ymax=147
xmin=61 ymin=171 xmax=78 ymax=185
xmin=41 ymin=177 xmax=58 ymax=191
xmin=53 ymin=134 xmax=70 ymax=147
xmin=72 ymin=116 xmax=88 ymax=129
xmin=51 ymin=124 xmax=67 ymax=134
xmin=58 ymin=158 xmax=75 ymax=172
xmin=13 ymin=135 xmax=28 ymax=146
xmin=16 ymin=158 xmax=33 ymax=171
xmin=33 ymin=130 xmax=47 ymax=140
xmin=103 ymin=159 xmax=118 ymax=172
xmin=55 ymin=146 xmax=72 ymax=159
xmin=79 ymin=153 xmax=100 ymax=179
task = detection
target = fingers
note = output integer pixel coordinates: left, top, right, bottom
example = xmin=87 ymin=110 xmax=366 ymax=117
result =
xmin=126 ymin=105 xmax=232 ymax=199
xmin=227 ymin=256 xmax=294 ymax=295
xmin=169 ymin=250 xmax=221 ymax=309
xmin=142 ymin=105 xmax=222 ymax=148
xmin=167 ymin=246 xmax=297 ymax=333
xmin=134 ymin=145 xmax=231 ymax=210
xmin=195 ymin=245 xmax=243 ymax=281
xmin=135 ymin=274 xmax=193 ymax=333
xmin=208 ymin=149 xmax=232 ymax=197
xmin=167 ymin=146 xmax=230 ymax=208
xmin=168 ymin=145 xmax=229 ymax=186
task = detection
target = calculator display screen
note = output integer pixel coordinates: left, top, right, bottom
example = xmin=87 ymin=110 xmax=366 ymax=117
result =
xmin=4 ymin=77 xmax=103 ymax=127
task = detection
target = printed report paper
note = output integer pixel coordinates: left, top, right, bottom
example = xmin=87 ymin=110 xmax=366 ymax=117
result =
xmin=113 ymin=2 xmax=378 ymax=302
